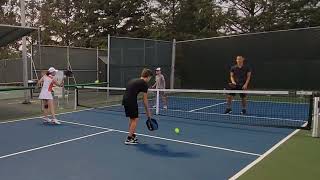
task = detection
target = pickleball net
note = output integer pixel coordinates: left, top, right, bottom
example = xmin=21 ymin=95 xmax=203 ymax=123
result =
xmin=74 ymin=86 xmax=314 ymax=129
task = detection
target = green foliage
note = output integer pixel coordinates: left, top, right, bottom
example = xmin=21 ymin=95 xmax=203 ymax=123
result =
xmin=221 ymin=0 xmax=320 ymax=33
xmin=0 ymin=0 xmax=20 ymax=59
xmin=152 ymin=0 xmax=224 ymax=40
xmin=1 ymin=0 xmax=320 ymax=52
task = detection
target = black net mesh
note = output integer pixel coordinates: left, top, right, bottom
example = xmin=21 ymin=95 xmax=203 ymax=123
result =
xmin=75 ymin=86 xmax=313 ymax=129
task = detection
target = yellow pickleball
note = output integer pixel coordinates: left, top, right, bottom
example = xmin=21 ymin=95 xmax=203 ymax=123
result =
xmin=174 ymin=128 xmax=180 ymax=134
xmin=94 ymin=80 xmax=100 ymax=84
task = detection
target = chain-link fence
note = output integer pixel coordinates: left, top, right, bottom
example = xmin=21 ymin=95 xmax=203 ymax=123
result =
xmin=0 ymin=58 xmax=31 ymax=84
xmin=109 ymin=36 xmax=173 ymax=88
xmin=32 ymin=45 xmax=107 ymax=84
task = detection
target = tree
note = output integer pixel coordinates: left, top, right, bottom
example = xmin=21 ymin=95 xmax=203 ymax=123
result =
xmin=2 ymin=0 xmax=318 ymax=48
xmin=193 ymin=0 xmax=225 ymax=38
xmin=0 ymin=0 xmax=18 ymax=24
xmin=273 ymin=0 xmax=320 ymax=28
xmin=0 ymin=0 xmax=20 ymax=59
xmin=221 ymin=0 xmax=320 ymax=33
xmin=26 ymin=0 xmax=41 ymax=45
xmin=153 ymin=0 xmax=225 ymax=40
xmin=39 ymin=0 xmax=79 ymax=46
xmin=37 ymin=0 xmax=154 ymax=48
xmin=151 ymin=0 xmax=181 ymax=39
xmin=220 ymin=0 xmax=269 ymax=33
xmin=92 ymin=0 xmax=153 ymax=37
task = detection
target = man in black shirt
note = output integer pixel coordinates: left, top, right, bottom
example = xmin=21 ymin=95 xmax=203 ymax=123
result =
xmin=122 ymin=68 xmax=153 ymax=145
xmin=225 ymin=56 xmax=252 ymax=115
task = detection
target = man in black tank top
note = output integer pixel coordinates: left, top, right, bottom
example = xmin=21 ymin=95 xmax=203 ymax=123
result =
xmin=122 ymin=68 xmax=153 ymax=145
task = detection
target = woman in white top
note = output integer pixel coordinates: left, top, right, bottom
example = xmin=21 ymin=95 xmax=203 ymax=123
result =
xmin=37 ymin=67 xmax=63 ymax=124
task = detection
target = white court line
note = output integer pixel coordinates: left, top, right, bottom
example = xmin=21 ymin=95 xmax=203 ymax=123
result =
xmin=189 ymin=102 xmax=226 ymax=112
xmin=0 ymin=130 xmax=113 ymax=160
xmin=59 ymin=120 xmax=261 ymax=157
xmin=228 ymin=126 xmax=303 ymax=180
xmin=0 ymin=103 xmax=114 ymax=125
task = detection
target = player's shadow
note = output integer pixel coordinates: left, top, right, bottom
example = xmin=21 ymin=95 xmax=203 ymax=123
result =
xmin=135 ymin=143 xmax=198 ymax=158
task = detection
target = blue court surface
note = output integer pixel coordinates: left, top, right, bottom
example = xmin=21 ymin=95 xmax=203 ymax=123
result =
xmin=0 ymin=99 xmax=306 ymax=180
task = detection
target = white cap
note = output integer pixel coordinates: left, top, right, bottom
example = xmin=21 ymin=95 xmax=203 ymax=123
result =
xmin=48 ymin=67 xmax=58 ymax=73
xmin=156 ymin=67 xmax=161 ymax=71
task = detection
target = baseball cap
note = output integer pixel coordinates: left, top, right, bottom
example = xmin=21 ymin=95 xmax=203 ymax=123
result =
xmin=156 ymin=67 xmax=161 ymax=71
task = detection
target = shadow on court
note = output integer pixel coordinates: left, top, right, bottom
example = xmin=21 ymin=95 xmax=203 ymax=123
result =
xmin=135 ymin=143 xmax=198 ymax=158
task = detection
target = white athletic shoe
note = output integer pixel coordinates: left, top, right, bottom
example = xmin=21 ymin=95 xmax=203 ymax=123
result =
xmin=52 ymin=119 xmax=61 ymax=125
xmin=43 ymin=117 xmax=51 ymax=123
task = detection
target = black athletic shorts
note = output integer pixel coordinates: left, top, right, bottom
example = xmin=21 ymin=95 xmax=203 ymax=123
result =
xmin=228 ymin=84 xmax=247 ymax=98
xmin=123 ymin=102 xmax=139 ymax=119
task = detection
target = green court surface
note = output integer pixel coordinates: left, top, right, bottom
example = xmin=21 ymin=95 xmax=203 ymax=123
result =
xmin=238 ymin=130 xmax=320 ymax=180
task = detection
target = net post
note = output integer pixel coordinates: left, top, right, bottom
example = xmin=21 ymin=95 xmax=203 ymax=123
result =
xmin=107 ymin=34 xmax=110 ymax=98
xmin=156 ymin=89 xmax=160 ymax=115
xmin=74 ymin=87 xmax=78 ymax=110
xmin=96 ymin=47 xmax=99 ymax=82
xmin=306 ymin=95 xmax=314 ymax=130
xmin=312 ymin=96 xmax=320 ymax=137
xmin=170 ymin=39 xmax=176 ymax=89
xmin=30 ymin=45 xmax=33 ymax=80
xmin=67 ymin=46 xmax=70 ymax=87
xmin=38 ymin=28 xmax=42 ymax=69
xmin=21 ymin=0 xmax=30 ymax=104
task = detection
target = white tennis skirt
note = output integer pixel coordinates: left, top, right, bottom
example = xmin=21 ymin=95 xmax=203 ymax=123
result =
xmin=39 ymin=90 xmax=53 ymax=100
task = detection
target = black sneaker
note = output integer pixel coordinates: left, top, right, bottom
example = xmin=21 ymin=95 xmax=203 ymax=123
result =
xmin=132 ymin=134 xmax=138 ymax=141
xmin=125 ymin=136 xmax=138 ymax=145
xmin=241 ymin=109 xmax=247 ymax=115
xmin=224 ymin=108 xmax=232 ymax=114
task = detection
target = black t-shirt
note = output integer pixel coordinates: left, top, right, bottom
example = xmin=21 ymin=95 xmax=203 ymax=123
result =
xmin=122 ymin=78 xmax=149 ymax=105
xmin=230 ymin=65 xmax=251 ymax=85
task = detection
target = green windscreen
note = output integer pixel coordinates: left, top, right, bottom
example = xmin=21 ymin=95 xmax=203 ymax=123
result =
xmin=176 ymin=27 xmax=320 ymax=90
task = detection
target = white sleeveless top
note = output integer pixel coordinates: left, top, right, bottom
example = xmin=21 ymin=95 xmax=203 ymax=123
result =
xmin=39 ymin=75 xmax=54 ymax=100
xmin=155 ymin=74 xmax=166 ymax=89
